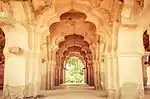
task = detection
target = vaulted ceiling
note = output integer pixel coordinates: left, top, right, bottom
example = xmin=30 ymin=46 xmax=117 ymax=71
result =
xmin=49 ymin=10 xmax=97 ymax=47
xmin=49 ymin=10 xmax=96 ymax=67
xmin=56 ymin=34 xmax=92 ymax=68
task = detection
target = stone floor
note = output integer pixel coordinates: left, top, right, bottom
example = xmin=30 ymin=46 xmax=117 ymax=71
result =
xmin=0 ymin=84 xmax=150 ymax=99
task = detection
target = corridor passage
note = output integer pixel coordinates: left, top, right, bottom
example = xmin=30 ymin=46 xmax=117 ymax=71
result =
xmin=39 ymin=84 xmax=106 ymax=99
xmin=0 ymin=84 xmax=150 ymax=99
xmin=37 ymin=84 xmax=150 ymax=99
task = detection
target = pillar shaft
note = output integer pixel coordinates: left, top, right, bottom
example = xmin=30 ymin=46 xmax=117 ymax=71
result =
xmin=118 ymin=27 xmax=144 ymax=99
xmin=142 ymin=56 xmax=148 ymax=86
xmin=90 ymin=66 xmax=94 ymax=86
xmin=60 ymin=67 xmax=63 ymax=84
xmin=25 ymin=52 xmax=41 ymax=97
xmin=87 ymin=66 xmax=90 ymax=85
xmin=3 ymin=55 xmax=26 ymax=98
xmin=104 ymin=55 xmax=114 ymax=90
xmin=94 ymin=61 xmax=101 ymax=90
xmin=2 ymin=24 xmax=29 ymax=99
xmin=103 ymin=54 xmax=120 ymax=98
xmin=118 ymin=53 xmax=144 ymax=99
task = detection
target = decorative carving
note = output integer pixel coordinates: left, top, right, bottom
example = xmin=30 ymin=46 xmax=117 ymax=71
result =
xmin=41 ymin=58 xmax=46 ymax=63
xmin=1 ymin=0 xmax=9 ymax=3
xmin=43 ymin=0 xmax=52 ymax=7
xmin=120 ymin=83 xmax=144 ymax=99
xmin=136 ymin=0 xmax=144 ymax=10
xmin=3 ymin=84 xmax=25 ymax=99
xmin=34 ymin=0 xmax=54 ymax=17
xmin=92 ymin=1 xmax=113 ymax=26
xmin=97 ymin=0 xmax=104 ymax=8
xmin=3 ymin=83 xmax=41 ymax=98
xmin=106 ymin=89 xmax=121 ymax=99
xmin=0 ymin=0 xmax=12 ymax=15
xmin=99 ymin=8 xmax=112 ymax=26
xmin=24 ymin=82 xmax=41 ymax=98
xmin=8 ymin=47 xmax=24 ymax=55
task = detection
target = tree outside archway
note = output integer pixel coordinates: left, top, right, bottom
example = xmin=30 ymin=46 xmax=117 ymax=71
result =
xmin=65 ymin=56 xmax=84 ymax=84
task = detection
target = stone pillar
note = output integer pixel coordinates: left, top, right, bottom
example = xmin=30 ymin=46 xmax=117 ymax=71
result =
xmin=93 ymin=61 xmax=97 ymax=89
xmin=111 ymin=53 xmax=120 ymax=99
xmin=60 ymin=66 xmax=63 ymax=84
xmin=103 ymin=54 xmax=114 ymax=91
xmin=54 ymin=67 xmax=57 ymax=86
xmin=103 ymin=53 xmax=120 ymax=98
xmin=90 ymin=66 xmax=94 ymax=86
xmin=3 ymin=52 xmax=26 ymax=99
xmin=45 ymin=61 xmax=51 ymax=90
xmin=97 ymin=61 xmax=102 ymax=90
xmin=84 ymin=67 xmax=87 ymax=84
xmin=58 ymin=66 xmax=61 ymax=85
xmin=49 ymin=60 xmax=54 ymax=89
xmin=55 ymin=67 xmax=59 ymax=86
xmin=94 ymin=60 xmax=101 ymax=90
xmin=63 ymin=67 xmax=66 ymax=83
xmin=40 ymin=61 xmax=47 ymax=90
xmin=118 ymin=27 xmax=144 ymax=99
xmin=118 ymin=53 xmax=144 ymax=99
xmin=87 ymin=66 xmax=91 ymax=85
xmin=142 ymin=56 xmax=148 ymax=86
xmin=25 ymin=52 xmax=41 ymax=98
xmin=2 ymin=24 xmax=29 ymax=99
xmin=99 ymin=53 xmax=105 ymax=90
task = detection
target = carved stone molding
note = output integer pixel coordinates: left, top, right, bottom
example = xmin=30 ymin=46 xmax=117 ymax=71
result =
xmin=107 ymin=89 xmax=121 ymax=99
xmin=120 ymin=83 xmax=144 ymax=99
xmin=24 ymin=82 xmax=41 ymax=98
xmin=96 ymin=0 xmax=104 ymax=8
xmin=136 ymin=0 xmax=144 ymax=10
xmin=99 ymin=8 xmax=112 ymax=26
xmin=3 ymin=83 xmax=41 ymax=98
xmin=3 ymin=84 xmax=25 ymax=99
xmin=8 ymin=47 xmax=24 ymax=55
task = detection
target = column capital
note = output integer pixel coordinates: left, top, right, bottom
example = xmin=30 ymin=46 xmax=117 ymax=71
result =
xmin=28 ymin=51 xmax=40 ymax=55
xmin=104 ymin=53 xmax=118 ymax=58
xmin=118 ymin=52 xmax=144 ymax=57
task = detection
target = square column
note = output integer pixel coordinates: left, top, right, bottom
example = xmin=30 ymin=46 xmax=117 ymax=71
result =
xmin=94 ymin=60 xmax=101 ymax=90
xmin=118 ymin=53 xmax=144 ymax=99
xmin=118 ymin=27 xmax=145 ymax=99
xmin=3 ymin=55 xmax=26 ymax=99
xmin=103 ymin=53 xmax=120 ymax=98
xmin=99 ymin=53 xmax=105 ymax=90
xmin=2 ymin=24 xmax=29 ymax=99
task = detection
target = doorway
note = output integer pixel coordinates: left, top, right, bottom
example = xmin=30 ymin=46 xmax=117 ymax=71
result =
xmin=65 ymin=56 xmax=84 ymax=84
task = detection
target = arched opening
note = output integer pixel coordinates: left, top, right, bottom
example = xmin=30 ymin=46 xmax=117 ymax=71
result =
xmin=0 ymin=28 xmax=5 ymax=90
xmin=53 ymin=34 xmax=95 ymax=88
xmin=49 ymin=10 xmax=98 ymax=89
xmin=64 ymin=56 xmax=84 ymax=84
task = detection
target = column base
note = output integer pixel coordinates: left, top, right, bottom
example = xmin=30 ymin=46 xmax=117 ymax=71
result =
xmin=99 ymin=89 xmax=121 ymax=99
xmin=24 ymin=83 xmax=40 ymax=98
xmin=3 ymin=84 xmax=25 ymax=99
xmin=106 ymin=89 xmax=121 ymax=99
xmin=120 ymin=83 xmax=144 ymax=99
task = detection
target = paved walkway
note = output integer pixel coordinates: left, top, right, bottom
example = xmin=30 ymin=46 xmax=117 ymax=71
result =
xmin=0 ymin=84 xmax=150 ymax=99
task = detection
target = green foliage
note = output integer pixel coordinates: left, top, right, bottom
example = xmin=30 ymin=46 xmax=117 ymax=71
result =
xmin=65 ymin=57 xmax=84 ymax=83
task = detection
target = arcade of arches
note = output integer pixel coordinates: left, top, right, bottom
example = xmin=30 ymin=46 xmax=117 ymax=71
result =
xmin=1 ymin=0 xmax=150 ymax=99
